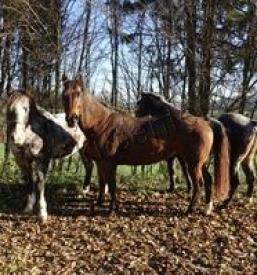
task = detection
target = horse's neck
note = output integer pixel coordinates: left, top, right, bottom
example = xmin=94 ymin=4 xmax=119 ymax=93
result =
xmin=161 ymin=102 xmax=182 ymax=121
xmin=30 ymin=104 xmax=57 ymax=126
xmin=81 ymin=93 xmax=113 ymax=132
xmin=35 ymin=106 xmax=55 ymax=120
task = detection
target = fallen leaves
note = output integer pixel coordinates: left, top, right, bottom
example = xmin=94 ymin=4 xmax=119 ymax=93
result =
xmin=0 ymin=185 xmax=256 ymax=273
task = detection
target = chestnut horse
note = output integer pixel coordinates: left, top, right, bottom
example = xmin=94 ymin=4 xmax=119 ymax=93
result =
xmin=62 ymin=75 xmax=229 ymax=214
xmin=137 ymin=94 xmax=257 ymax=206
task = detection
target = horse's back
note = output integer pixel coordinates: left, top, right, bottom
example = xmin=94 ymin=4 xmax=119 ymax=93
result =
xmin=219 ymin=113 xmax=257 ymax=159
xmin=52 ymin=113 xmax=86 ymax=147
xmin=219 ymin=113 xmax=255 ymax=136
xmin=38 ymin=113 xmax=86 ymax=158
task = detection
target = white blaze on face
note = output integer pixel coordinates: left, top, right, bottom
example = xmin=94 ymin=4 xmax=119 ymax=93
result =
xmin=11 ymin=97 xmax=30 ymax=146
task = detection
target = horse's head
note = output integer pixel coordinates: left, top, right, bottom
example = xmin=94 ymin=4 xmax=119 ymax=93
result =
xmin=6 ymin=88 xmax=33 ymax=146
xmin=62 ymin=74 xmax=84 ymax=127
xmin=135 ymin=92 xmax=170 ymax=117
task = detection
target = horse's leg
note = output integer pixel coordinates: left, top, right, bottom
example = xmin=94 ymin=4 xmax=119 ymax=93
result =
xmin=96 ymin=162 xmax=106 ymax=206
xmin=24 ymin=176 xmax=36 ymax=214
xmin=242 ymin=158 xmax=256 ymax=203
xmin=167 ymin=156 xmax=176 ymax=192
xmin=79 ymin=149 xmax=94 ymax=193
xmin=35 ymin=159 xmax=49 ymax=223
xmin=178 ymin=157 xmax=192 ymax=193
xmin=96 ymin=161 xmax=117 ymax=211
xmin=186 ymin=163 xmax=203 ymax=213
xmin=14 ymin=155 xmax=35 ymax=213
xmin=107 ymin=165 xmax=118 ymax=212
xmin=222 ymin=161 xmax=240 ymax=208
xmin=202 ymin=165 xmax=214 ymax=215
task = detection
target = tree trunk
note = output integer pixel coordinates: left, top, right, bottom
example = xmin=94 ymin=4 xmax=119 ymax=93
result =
xmin=198 ymin=0 xmax=216 ymax=116
xmin=239 ymin=7 xmax=256 ymax=114
xmin=109 ymin=0 xmax=120 ymax=106
xmin=185 ymin=0 xmax=197 ymax=114
xmin=78 ymin=0 xmax=92 ymax=89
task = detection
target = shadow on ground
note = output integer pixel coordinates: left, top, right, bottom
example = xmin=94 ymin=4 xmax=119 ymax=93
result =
xmin=0 ymin=182 xmax=190 ymax=219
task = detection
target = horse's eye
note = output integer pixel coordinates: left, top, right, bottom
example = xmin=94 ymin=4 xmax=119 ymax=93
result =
xmin=23 ymin=107 xmax=28 ymax=112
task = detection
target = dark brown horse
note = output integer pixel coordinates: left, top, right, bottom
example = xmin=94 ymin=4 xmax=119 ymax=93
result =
xmin=62 ymin=75 xmax=230 ymax=214
xmin=136 ymin=93 xmax=257 ymax=207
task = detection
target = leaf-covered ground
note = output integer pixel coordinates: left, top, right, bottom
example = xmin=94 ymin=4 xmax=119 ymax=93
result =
xmin=0 ymin=184 xmax=256 ymax=274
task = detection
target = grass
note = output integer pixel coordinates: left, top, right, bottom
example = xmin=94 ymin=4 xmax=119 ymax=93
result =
xmin=0 ymin=143 xmax=4 ymax=157
xmin=0 ymin=141 xmax=255 ymax=195
xmin=0 ymin=142 xmax=179 ymax=193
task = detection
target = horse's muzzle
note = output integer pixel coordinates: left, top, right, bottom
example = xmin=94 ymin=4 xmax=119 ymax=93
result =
xmin=10 ymin=133 xmax=25 ymax=147
xmin=66 ymin=115 xmax=78 ymax=127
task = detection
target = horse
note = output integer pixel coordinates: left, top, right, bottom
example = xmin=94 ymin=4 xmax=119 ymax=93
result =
xmin=219 ymin=113 xmax=257 ymax=206
xmin=6 ymin=88 xmax=93 ymax=222
xmin=62 ymin=74 xmax=230 ymax=214
xmin=136 ymin=93 xmax=257 ymax=206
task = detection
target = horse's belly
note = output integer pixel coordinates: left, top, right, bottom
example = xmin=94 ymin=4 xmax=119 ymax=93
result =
xmin=50 ymin=141 xmax=79 ymax=159
xmin=116 ymin=140 xmax=173 ymax=165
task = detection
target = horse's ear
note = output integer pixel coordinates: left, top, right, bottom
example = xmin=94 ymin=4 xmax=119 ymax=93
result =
xmin=62 ymin=73 xmax=68 ymax=83
xmin=76 ymin=73 xmax=84 ymax=87
xmin=7 ymin=87 xmax=15 ymax=97
xmin=25 ymin=87 xmax=33 ymax=97
xmin=141 ymin=92 xmax=148 ymax=98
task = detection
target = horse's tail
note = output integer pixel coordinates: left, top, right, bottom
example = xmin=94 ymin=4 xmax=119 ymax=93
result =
xmin=209 ymin=118 xmax=230 ymax=201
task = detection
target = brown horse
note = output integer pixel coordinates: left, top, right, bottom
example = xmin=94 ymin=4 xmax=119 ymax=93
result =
xmin=62 ymin=75 xmax=230 ymax=214
xmin=137 ymin=94 xmax=257 ymax=206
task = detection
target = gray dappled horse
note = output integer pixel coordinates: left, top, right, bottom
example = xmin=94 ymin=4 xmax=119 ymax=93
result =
xmin=6 ymin=89 xmax=93 ymax=222
xmin=136 ymin=93 xmax=257 ymax=206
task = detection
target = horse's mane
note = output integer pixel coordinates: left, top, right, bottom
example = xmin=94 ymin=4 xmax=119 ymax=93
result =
xmin=141 ymin=93 xmax=183 ymax=121
xmin=99 ymin=100 xmax=128 ymax=115
xmin=7 ymin=89 xmax=27 ymax=107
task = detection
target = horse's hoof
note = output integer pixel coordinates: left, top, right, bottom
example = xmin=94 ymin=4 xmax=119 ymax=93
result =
xmin=81 ymin=186 xmax=90 ymax=195
xmin=167 ymin=188 xmax=175 ymax=193
xmin=217 ymin=202 xmax=229 ymax=211
xmin=39 ymin=209 xmax=48 ymax=223
xmin=249 ymin=197 xmax=254 ymax=204
xmin=109 ymin=203 xmax=119 ymax=213
xmin=39 ymin=215 xmax=47 ymax=223
xmin=205 ymin=201 xmax=213 ymax=215
xmin=23 ymin=206 xmax=33 ymax=214
xmin=104 ymin=185 xmax=109 ymax=195
xmin=185 ymin=207 xmax=194 ymax=215
xmin=97 ymin=199 xmax=103 ymax=207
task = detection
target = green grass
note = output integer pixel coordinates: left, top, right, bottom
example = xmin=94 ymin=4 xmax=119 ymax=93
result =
xmin=2 ymin=141 xmax=253 ymax=194
xmin=0 ymin=143 xmax=5 ymax=157
xmin=0 ymin=142 xmax=175 ymax=193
